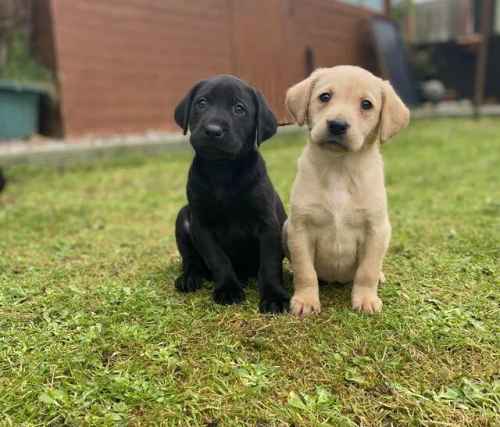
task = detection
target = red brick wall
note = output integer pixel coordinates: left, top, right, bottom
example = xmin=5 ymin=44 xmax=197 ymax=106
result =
xmin=39 ymin=0 xmax=379 ymax=137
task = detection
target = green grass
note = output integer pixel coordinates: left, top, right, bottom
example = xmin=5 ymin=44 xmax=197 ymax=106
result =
xmin=1 ymin=119 xmax=499 ymax=426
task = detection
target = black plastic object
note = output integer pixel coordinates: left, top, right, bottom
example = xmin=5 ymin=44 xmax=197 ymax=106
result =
xmin=370 ymin=16 xmax=420 ymax=106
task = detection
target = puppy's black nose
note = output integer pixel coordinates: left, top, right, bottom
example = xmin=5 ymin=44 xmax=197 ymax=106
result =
xmin=328 ymin=120 xmax=350 ymax=136
xmin=205 ymin=123 xmax=224 ymax=139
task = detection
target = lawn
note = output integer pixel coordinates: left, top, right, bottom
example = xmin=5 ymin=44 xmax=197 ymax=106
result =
xmin=0 ymin=119 xmax=499 ymax=426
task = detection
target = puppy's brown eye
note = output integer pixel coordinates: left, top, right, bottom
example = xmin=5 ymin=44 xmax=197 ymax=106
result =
xmin=233 ymin=103 xmax=246 ymax=116
xmin=197 ymin=98 xmax=208 ymax=110
xmin=361 ymin=100 xmax=373 ymax=110
xmin=319 ymin=92 xmax=331 ymax=103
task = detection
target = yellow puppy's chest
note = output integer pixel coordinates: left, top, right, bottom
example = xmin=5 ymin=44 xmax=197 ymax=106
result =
xmin=310 ymin=187 xmax=365 ymax=283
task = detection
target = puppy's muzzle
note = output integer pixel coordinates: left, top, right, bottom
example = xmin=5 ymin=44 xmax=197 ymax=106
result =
xmin=327 ymin=120 xmax=350 ymax=137
xmin=204 ymin=123 xmax=224 ymax=140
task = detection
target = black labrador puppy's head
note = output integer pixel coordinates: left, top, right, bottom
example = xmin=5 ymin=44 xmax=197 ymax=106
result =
xmin=174 ymin=75 xmax=277 ymax=160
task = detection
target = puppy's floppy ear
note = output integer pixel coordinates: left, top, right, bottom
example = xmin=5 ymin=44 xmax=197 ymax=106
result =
xmin=379 ymin=80 xmax=410 ymax=143
xmin=252 ymin=89 xmax=278 ymax=145
xmin=174 ymin=80 xmax=206 ymax=135
xmin=285 ymin=76 xmax=314 ymax=126
xmin=285 ymin=68 xmax=326 ymax=126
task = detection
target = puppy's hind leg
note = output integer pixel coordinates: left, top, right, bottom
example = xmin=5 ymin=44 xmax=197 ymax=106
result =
xmin=175 ymin=206 xmax=209 ymax=293
xmin=282 ymin=219 xmax=290 ymax=260
xmin=379 ymin=271 xmax=386 ymax=285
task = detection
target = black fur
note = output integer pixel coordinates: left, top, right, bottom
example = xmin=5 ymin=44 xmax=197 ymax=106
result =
xmin=173 ymin=75 xmax=289 ymax=313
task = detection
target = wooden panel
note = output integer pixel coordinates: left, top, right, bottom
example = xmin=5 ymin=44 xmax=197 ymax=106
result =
xmin=40 ymin=0 xmax=379 ymax=137
xmin=32 ymin=0 xmax=56 ymax=71
xmin=287 ymin=0 xmax=379 ymax=81
xmin=231 ymin=0 xmax=291 ymax=121
xmin=50 ymin=0 xmax=233 ymax=136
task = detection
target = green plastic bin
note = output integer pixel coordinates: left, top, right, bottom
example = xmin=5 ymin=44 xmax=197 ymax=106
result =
xmin=0 ymin=80 xmax=45 ymax=140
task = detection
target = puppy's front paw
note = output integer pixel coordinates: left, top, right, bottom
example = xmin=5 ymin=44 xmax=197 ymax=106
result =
xmin=213 ymin=282 xmax=245 ymax=305
xmin=352 ymin=290 xmax=382 ymax=314
xmin=290 ymin=293 xmax=321 ymax=317
xmin=175 ymin=272 xmax=203 ymax=293
xmin=259 ymin=289 xmax=289 ymax=314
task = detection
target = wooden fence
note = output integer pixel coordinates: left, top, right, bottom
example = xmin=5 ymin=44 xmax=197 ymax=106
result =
xmin=35 ymin=0 xmax=381 ymax=137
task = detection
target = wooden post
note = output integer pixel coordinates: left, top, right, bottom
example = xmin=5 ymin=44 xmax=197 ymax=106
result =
xmin=384 ymin=0 xmax=391 ymax=17
xmin=473 ymin=0 xmax=493 ymax=119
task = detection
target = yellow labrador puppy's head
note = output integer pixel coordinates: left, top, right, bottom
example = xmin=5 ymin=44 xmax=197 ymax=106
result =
xmin=286 ymin=66 xmax=410 ymax=152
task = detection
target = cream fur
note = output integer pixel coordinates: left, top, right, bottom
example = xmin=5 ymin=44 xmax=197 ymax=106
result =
xmin=284 ymin=66 xmax=410 ymax=316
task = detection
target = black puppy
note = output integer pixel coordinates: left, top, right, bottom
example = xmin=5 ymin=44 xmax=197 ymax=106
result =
xmin=174 ymin=75 xmax=289 ymax=313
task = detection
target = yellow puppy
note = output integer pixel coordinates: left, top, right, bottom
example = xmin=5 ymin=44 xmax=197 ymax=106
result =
xmin=283 ymin=66 xmax=410 ymax=315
